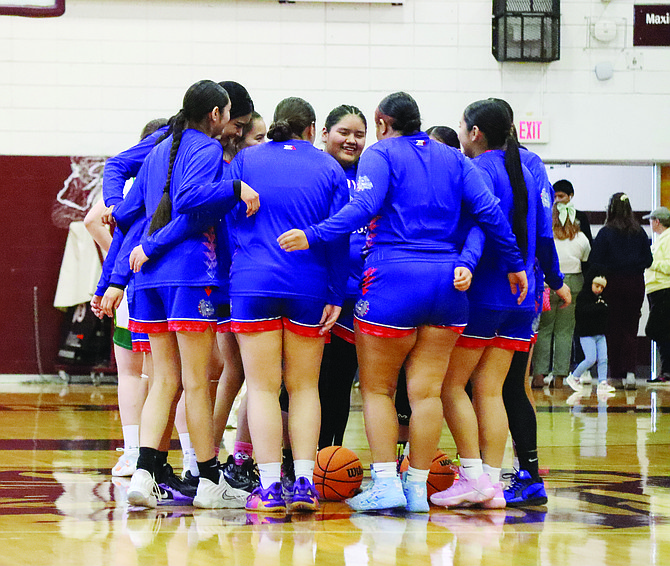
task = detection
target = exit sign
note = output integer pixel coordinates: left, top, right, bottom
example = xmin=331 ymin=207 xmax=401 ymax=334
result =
xmin=517 ymin=118 xmax=548 ymax=144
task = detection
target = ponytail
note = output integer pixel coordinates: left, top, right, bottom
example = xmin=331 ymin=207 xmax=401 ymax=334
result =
xmin=463 ymin=99 xmax=528 ymax=258
xmin=504 ymin=135 xmax=528 ymax=258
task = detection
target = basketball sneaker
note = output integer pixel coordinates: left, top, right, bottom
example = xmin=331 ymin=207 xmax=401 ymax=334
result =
xmin=222 ymin=454 xmax=260 ymax=493
xmin=430 ymin=470 xmax=495 ymax=508
xmin=346 ymin=475 xmax=406 ymax=511
xmin=597 ymin=381 xmax=616 ymax=393
xmin=112 ymin=447 xmax=139 ymax=477
xmin=245 ymin=482 xmax=287 ymax=513
xmin=401 ymin=477 xmax=429 ymax=513
xmin=480 ymin=481 xmax=506 ymax=509
xmin=281 ymin=458 xmax=296 ymax=499
xmin=156 ymin=463 xmax=196 ymax=505
xmin=127 ymin=469 xmax=166 ymax=509
xmin=565 ymin=374 xmax=582 ymax=392
xmin=193 ymin=470 xmax=249 ymax=509
xmin=503 ymin=470 xmax=548 ymax=507
xmin=287 ymin=477 xmax=320 ymax=512
xmin=182 ymin=470 xmax=200 ymax=489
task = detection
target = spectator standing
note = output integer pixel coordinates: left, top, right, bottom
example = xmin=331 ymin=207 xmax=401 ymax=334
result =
xmin=589 ymin=193 xmax=652 ymax=390
xmin=644 ymin=207 xmax=670 ymax=383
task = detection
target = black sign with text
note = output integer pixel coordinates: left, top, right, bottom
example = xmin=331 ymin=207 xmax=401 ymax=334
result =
xmin=634 ymin=5 xmax=670 ymax=46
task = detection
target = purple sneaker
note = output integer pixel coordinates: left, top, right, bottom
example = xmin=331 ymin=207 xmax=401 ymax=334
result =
xmin=245 ymin=482 xmax=286 ymax=513
xmin=157 ymin=465 xmax=196 ymax=506
xmin=288 ymin=477 xmax=319 ymax=512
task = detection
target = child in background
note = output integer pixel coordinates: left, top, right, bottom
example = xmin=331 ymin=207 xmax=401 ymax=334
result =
xmin=566 ymin=273 xmax=613 ymax=397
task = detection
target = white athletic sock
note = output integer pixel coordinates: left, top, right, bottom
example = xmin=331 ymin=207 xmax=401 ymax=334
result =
xmin=122 ymin=425 xmax=139 ymax=450
xmin=371 ymin=462 xmax=397 ymax=479
xmin=293 ymin=459 xmax=315 ymax=481
xmin=179 ymin=432 xmax=192 ymax=453
xmin=406 ymin=465 xmax=429 ymax=483
xmin=483 ymin=464 xmax=501 ymax=483
xmin=459 ymin=458 xmax=483 ymax=480
xmin=258 ymin=462 xmax=282 ymax=489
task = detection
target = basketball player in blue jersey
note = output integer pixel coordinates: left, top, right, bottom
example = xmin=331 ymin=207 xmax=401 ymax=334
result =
xmin=104 ymin=80 xmax=259 ymax=510
xmin=279 ymin=92 xmax=527 ymax=513
xmin=176 ymin=97 xmax=350 ymax=513
xmin=229 ymin=98 xmax=349 ymax=513
xmin=490 ymin=98 xmax=569 ymax=507
xmin=101 ymin=82 xmax=258 ymax=489
xmin=433 ymin=99 xmax=567 ymax=510
xmin=315 ymin=105 xmax=368 ymax=450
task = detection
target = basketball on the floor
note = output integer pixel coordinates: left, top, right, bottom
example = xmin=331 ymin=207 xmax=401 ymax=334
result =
xmin=398 ymin=449 xmax=457 ymax=497
xmin=313 ymin=446 xmax=364 ymax=501
xmin=426 ymin=451 xmax=456 ymax=497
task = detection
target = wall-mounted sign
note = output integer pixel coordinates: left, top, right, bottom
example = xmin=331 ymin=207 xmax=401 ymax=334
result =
xmin=634 ymin=5 xmax=670 ymax=46
xmin=517 ymin=119 xmax=548 ymax=144
xmin=0 ymin=1 xmax=64 ymax=17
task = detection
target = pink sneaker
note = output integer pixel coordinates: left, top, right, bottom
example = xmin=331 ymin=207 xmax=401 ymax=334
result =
xmin=480 ymin=481 xmax=506 ymax=509
xmin=430 ymin=470 xmax=495 ymax=508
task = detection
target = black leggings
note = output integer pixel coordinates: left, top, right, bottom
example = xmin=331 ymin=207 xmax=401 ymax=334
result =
xmin=317 ymin=335 xmax=360 ymax=448
xmin=502 ymin=350 xmax=540 ymax=478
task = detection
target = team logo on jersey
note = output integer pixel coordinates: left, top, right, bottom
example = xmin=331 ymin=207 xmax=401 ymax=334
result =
xmin=198 ymin=299 xmax=215 ymax=318
xmin=355 ymin=299 xmax=370 ymax=318
xmin=356 ymin=175 xmax=373 ymax=192
xmin=541 ymin=186 xmax=552 ymax=209
xmin=415 ymin=139 xmax=426 ymax=146
xmin=283 ymin=144 xmax=297 ymax=150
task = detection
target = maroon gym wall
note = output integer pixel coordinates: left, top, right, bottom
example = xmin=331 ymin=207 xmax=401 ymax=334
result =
xmin=0 ymin=156 xmax=71 ymax=374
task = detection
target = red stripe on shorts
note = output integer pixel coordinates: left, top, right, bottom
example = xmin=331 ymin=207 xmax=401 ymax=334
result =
xmin=167 ymin=320 xmax=217 ymax=333
xmin=355 ymin=319 xmax=416 ymax=338
xmin=284 ymin=318 xmax=326 ymax=339
xmin=492 ymin=336 xmax=532 ymax=352
xmin=332 ymin=324 xmax=356 ymax=344
xmin=129 ymin=320 xmax=169 ymax=334
xmin=131 ymin=340 xmax=151 ymax=353
xmin=231 ymin=319 xmax=283 ymax=333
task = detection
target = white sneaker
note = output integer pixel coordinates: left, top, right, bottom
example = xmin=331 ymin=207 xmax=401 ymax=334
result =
xmin=193 ymin=470 xmax=248 ymax=509
xmin=597 ymin=381 xmax=615 ymax=393
xmin=127 ymin=469 xmax=164 ymax=509
xmin=624 ymin=372 xmax=637 ymax=390
xmin=565 ymin=374 xmax=582 ymax=392
xmin=580 ymin=370 xmax=592 ymax=384
xmin=112 ymin=447 xmax=139 ymax=477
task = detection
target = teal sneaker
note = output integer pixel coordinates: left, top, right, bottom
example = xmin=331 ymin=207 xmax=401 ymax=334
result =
xmin=346 ymin=476 xmax=406 ymax=511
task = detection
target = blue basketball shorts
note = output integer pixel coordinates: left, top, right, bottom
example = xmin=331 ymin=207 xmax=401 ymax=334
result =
xmin=231 ymin=295 xmax=328 ymax=338
xmin=457 ymin=305 xmax=535 ymax=352
xmin=129 ymin=286 xmax=222 ymax=333
xmin=353 ymin=259 xmax=468 ymax=338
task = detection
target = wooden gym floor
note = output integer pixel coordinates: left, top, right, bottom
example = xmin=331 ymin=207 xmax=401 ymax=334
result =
xmin=1 ymin=375 xmax=670 ymax=566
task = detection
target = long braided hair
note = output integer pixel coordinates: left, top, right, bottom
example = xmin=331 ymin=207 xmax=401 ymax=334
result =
xmin=148 ymin=80 xmax=229 ymax=235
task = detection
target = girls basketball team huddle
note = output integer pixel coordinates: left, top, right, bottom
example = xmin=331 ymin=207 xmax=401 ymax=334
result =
xmin=93 ymin=78 xmax=564 ymax=514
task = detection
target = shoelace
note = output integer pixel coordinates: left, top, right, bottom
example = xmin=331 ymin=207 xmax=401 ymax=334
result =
xmin=152 ymin=480 xmax=170 ymax=502
xmin=502 ymin=470 xmax=525 ymax=493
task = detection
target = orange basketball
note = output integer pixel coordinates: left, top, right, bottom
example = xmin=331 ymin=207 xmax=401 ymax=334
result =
xmin=397 ymin=450 xmax=457 ymax=497
xmin=427 ymin=451 xmax=456 ymax=497
xmin=313 ymin=446 xmax=364 ymax=501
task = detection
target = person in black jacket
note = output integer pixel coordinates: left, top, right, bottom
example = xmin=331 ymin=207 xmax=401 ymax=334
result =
xmin=566 ymin=272 xmax=613 ymax=396
xmin=588 ymin=192 xmax=653 ymax=390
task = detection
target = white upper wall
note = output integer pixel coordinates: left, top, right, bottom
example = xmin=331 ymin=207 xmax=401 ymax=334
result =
xmin=1 ymin=0 xmax=669 ymax=161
